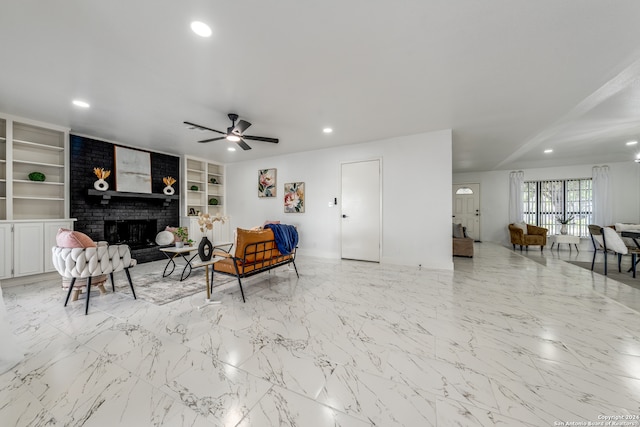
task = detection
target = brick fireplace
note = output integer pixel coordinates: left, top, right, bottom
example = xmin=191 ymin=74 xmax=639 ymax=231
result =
xmin=70 ymin=135 xmax=180 ymax=263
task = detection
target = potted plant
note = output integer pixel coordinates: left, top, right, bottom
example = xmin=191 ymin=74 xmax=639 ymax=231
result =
xmin=174 ymin=227 xmax=189 ymax=248
xmin=556 ymin=215 xmax=574 ymax=235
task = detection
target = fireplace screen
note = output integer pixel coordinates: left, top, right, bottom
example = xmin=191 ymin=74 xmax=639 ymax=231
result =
xmin=104 ymin=219 xmax=158 ymax=249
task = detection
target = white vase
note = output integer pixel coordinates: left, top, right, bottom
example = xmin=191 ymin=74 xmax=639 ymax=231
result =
xmin=560 ymin=224 xmax=568 ymax=235
xmin=94 ymin=179 xmax=109 ymax=191
xmin=163 ymin=186 xmax=175 ymax=195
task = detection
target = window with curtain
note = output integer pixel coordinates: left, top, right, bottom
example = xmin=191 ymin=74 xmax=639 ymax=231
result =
xmin=523 ymin=178 xmax=592 ymax=236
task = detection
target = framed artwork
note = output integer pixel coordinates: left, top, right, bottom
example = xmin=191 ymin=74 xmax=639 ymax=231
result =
xmin=284 ymin=182 xmax=305 ymax=213
xmin=115 ymin=146 xmax=152 ymax=193
xmin=258 ymin=168 xmax=277 ymax=197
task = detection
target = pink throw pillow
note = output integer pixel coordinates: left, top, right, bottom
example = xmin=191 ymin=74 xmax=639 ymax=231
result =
xmin=165 ymin=226 xmax=182 ymax=243
xmin=56 ymin=228 xmax=97 ymax=248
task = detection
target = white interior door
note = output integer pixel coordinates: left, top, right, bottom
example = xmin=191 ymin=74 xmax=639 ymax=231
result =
xmin=453 ymin=183 xmax=480 ymax=241
xmin=341 ymin=160 xmax=381 ymax=262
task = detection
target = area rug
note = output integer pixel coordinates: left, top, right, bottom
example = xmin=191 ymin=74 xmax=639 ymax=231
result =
xmin=565 ymin=260 xmax=640 ymax=291
xmin=113 ymin=269 xmax=236 ymax=305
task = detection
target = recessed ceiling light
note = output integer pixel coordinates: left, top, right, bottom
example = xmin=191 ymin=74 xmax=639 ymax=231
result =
xmin=72 ymin=99 xmax=90 ymax=108
xmin=323 ymin=127 xmax=333 ymax=134
xmin=544 ymin=149 xmax=553 ymax=154
xmin=627 ymin=140 xmax=638 ymax=146
xmin=227 ymin=147 xmax=236 ymax=152
xmin=190 ymin=21 xmax=212 ymax=37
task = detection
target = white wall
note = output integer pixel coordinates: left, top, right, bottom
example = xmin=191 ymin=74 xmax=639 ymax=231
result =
xmin=226 ymin=129 xmax=453 ymax=270
xmin=453 ymin=161 xmax=640 ymax=246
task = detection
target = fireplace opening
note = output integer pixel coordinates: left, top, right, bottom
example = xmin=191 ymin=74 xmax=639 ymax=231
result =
xmin=104 ymin=219 xmax=158 ymax=249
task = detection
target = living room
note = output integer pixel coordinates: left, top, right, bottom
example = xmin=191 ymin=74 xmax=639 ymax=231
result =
xmin=2 ymin=2 xmax=640 ymax=426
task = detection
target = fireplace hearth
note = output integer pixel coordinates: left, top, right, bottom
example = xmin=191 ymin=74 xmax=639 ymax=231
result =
xmin=104 ymin=219 xmax=158 ymax=249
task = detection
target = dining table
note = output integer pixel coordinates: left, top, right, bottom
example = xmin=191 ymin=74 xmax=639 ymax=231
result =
xmin=621 ymin=230 xmax=640 ymax=272
xmin=621 ymin=230 xmax=640 ymax=249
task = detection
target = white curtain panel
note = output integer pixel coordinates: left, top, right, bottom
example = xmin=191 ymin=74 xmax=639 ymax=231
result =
xmin=592 ymin=165 xmax=612 ymax=227
xmin=509 ymin=171 xmax=524 ymax=223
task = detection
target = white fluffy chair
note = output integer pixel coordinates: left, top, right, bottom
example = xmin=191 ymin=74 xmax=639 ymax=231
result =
xmin=52 ymin=244 xmax=137 ymax=315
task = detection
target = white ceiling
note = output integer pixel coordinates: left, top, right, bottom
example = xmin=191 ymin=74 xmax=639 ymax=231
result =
xmin=2 ymin=0 xmax=640 ymax=172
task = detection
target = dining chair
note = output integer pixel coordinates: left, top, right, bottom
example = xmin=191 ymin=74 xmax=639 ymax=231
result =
xmin=588 ymin=225 xmax=608 ymax=273
xmin=599 ymin=227 xmax=640 ymax=278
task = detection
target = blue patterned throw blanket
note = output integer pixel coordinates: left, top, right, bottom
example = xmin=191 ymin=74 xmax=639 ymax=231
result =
xmin=264 ymin=224 xmax=299 ymax=255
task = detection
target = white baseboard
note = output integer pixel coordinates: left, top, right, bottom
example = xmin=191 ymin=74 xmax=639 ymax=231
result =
xmin=0 ymin=272 xmax=59 ymax=288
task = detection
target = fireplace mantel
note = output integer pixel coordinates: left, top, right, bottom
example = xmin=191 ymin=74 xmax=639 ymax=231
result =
xmin=87 ymin=189 xmax=179 ymax=207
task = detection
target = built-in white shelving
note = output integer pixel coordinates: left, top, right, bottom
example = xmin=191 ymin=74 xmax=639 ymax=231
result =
xmin=183 ymin=156 xmax=225 ymax=218
xmin=0 ymin=113 xmax=70 ymax=220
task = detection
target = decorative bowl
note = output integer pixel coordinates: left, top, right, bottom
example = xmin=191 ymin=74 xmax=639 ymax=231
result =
xmin=155 ymin=231 xmax=174 ymax=246
xmin=209 ymin=198 xmax=219 ymax=205
xmin=28 ymin=171 xmax=46 ymax=181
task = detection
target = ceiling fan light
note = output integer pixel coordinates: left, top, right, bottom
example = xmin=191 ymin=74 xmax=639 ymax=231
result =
xmin=226 ymin=134 xmax=241 ymax=142
xmin=627 ymin=140 xmax=638 ymax=146
xmin=72 ymin=99 xmax=90 ymax=108
xmin=190 ymin=21 xmax=212 ymax=37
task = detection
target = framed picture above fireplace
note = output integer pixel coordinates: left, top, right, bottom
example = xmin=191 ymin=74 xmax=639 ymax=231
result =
xmin=115 ymin=146 xmax=152 ymax=193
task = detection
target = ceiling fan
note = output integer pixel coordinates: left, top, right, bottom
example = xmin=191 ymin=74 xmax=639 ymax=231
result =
xmin=184 ymin=113 xmax=279 ymax=150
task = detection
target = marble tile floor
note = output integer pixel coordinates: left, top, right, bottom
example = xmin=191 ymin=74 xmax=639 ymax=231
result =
xmin=1 ymin=242 xmax=640 ymax=426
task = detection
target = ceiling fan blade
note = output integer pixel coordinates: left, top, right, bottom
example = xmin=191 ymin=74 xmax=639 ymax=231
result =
xmin=232 ymin=119 xmax=252 ymax=135
xmin=244 ymin=135 xmax=279 ymax=144
xmin=184 ymin=121 xmax=225 ymax=135
xmin=198 ymin=137 xmax=226 ymax=143
xmin=237 ymin=139 xmax=252 ymax=150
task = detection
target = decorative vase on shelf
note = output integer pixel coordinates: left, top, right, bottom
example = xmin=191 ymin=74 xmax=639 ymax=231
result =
xmin=163 ymin=186 xmax=175 ymax=195
xmin=94 ymin=179 xmax=109 ymax=191
xmin=560 ymin=224 xmax=568 ymax=235
xmin=93 ymin=167 xmax=111 ymax=191
xmin=198 ymin=236 xmax=213 ymax=261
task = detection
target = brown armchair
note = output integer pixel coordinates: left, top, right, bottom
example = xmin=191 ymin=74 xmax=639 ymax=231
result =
xmin=508 ymin=223 xmax=548 ymax=251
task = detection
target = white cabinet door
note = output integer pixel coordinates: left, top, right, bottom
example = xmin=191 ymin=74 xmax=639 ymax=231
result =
xmin=0 ymin=224 xmax=12 ymax=279
xmin=14 ymin=222 xmax=44 ymax=277
xmin=44 ymin=221 xmax=72 ymax=272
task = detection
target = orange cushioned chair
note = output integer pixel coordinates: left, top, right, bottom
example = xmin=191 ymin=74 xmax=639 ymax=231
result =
xmin=212 ymin=227 xmax=298 ymax=302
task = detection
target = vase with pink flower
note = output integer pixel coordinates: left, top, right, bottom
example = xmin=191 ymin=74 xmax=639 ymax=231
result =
xmin=196 ymin=212 xmax=228 ymax=261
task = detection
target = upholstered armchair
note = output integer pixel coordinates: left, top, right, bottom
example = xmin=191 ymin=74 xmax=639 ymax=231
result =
xmin=52 ymin=244 xmax=137 ymax=315
xmin=452 ymin=223 xmax=474 ymax=257
xmin=508 ymin=223 xmax=548 ymax=251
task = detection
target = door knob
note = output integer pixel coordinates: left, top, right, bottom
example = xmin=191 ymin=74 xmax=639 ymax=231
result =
xmin=342 ymin=214 xmax=348 ymax=218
